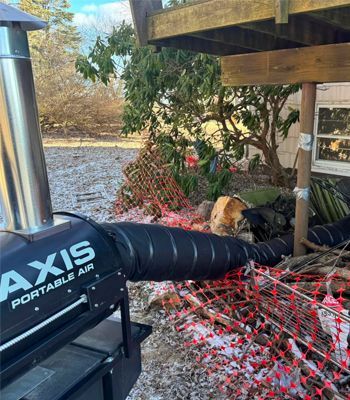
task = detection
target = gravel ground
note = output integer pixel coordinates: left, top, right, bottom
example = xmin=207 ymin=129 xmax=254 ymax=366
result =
xmin=43 ymin=142 xmax=224 ymax=400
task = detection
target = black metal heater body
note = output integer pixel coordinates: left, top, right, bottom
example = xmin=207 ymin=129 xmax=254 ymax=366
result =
xmin=2 ymin=213 xmax=125 ymax=385
xmin=0 ymin=212 xmax=151 ymax=399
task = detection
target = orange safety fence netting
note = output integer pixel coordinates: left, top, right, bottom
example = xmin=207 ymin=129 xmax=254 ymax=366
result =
xmin=154 ymin=264 xmax=350 ymax=399
xmin=114 ymin=143 xmax=350 ymax=399
xmin=115 ymin=144 xmax=191 ymax=217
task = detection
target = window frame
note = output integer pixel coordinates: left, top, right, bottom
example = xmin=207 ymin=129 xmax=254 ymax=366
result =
xmin=312 ymin=103 xmax=350 ymax=176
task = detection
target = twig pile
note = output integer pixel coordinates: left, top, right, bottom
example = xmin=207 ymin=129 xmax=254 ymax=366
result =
xmin=154 ymin=242 xmax=350 ymax=399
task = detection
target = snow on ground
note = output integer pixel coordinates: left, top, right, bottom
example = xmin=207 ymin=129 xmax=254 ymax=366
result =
xmin=4 ymin=139 xmax=336 ymax=399
xmin=1 ymin=137 xmax=275 ymax=399
xmin=0 ymin=137 xmax=223 ymax=399
xmin=43 ymin=140 xmax=225 ymax=400
xmin=44 ymin=138 xmax=138 ymax=222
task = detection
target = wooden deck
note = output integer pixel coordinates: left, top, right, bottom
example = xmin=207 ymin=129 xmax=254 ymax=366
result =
xmin=130 ymin=0 xmax=350 ymax=84
xmin=137 ymin=1 xmax=350 ymax=52
xmin=129 ymin=0 xmax=350 ymax=256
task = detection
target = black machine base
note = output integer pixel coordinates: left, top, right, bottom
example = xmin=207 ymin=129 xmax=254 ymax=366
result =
xmin=1 ymin=317 xmax=152 ymax=400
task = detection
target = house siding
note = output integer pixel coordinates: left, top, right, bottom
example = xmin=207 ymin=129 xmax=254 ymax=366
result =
xmin=248 ymin=83 xmax=350 ymax=175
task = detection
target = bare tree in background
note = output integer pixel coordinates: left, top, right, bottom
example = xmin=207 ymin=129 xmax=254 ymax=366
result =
xmin=19 ymin=0 xmax=124 ymax=136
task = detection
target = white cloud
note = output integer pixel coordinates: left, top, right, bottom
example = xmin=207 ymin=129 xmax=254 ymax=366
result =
xmin=74 ymin=1 xmax=132 ymax=29
xmin=81 ymin=4 xmax=98 ymax=12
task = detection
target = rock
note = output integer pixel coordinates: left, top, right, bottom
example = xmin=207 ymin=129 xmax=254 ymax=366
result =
xmin=196 ymin=200 xmax=215 ymax=221
xmin=148 ymin=282 xmax=181 ymax=311
xmin=210 ymin=196 xmax=247 ymax=236
xmin=237 ymin=231 xmax=255 ymax=243
xmin=148 ymin=291 xmax=181 ymax=312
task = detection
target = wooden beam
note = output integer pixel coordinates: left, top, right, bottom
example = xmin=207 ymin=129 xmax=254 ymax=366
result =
xmin=240 ymin=15 xmax=348 ymax=46
xmin=190 ymin=26 xmax=303 ymax=51
xmin=130 ymin=0 xmax=162 ymax=46
xmin=221 ymin=42 xmax=350 ymax=86
xmin=147 ymin=0 xmax=350 ymax=41
xmin=150 ymin=35 xmax=254 ymax=56
xmin=275 ymin=0 xmax=289 ymax=24
xmin=294 ymin=83 xmax=317 ymax=257
xmin=308 ymin=8 xmax=350 ymax=30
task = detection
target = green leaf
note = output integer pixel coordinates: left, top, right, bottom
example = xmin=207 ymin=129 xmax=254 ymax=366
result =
xmin=75 ymin=12 xmax=299 ymax=190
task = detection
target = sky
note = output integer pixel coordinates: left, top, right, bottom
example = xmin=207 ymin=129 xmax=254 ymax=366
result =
xmin=69 ymin=0 xmax=132 ymax=28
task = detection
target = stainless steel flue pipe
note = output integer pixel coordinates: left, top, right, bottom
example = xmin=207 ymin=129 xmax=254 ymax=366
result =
xmin=0 ymin=5 xmax=52 ymax=232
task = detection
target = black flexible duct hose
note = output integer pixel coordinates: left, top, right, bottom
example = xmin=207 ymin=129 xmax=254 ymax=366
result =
xmin=103 ymin=215 xmax=350 ymax=282
xmin=252 ymin=214 xmax=350 ymax=265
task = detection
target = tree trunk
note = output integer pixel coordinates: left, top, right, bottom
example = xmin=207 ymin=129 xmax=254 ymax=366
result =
xmin=262 ymin=146 xmax=290 ymax=187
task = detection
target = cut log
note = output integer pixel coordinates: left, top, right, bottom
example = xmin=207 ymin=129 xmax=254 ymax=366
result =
xmin=210 ymin=196 xmax=247 ymax=236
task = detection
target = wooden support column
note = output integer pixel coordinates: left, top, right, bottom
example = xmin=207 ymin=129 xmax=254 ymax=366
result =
xmin=275 ymin=0 xmax=289 ymax=24
xmin=293 ymin=83 xmax=317 ymax=256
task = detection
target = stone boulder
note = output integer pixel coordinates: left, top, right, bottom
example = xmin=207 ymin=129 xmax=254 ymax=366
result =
xmin=196 ymin=200 xmax=215 ymax=221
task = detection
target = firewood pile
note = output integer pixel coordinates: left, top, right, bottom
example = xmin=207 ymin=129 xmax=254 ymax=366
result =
xmin=150 ymin=242 xmax=350 ymax=399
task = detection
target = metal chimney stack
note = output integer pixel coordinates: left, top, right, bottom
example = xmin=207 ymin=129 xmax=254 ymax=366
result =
xmin=0 ymin=4 xmax=53 ymax=234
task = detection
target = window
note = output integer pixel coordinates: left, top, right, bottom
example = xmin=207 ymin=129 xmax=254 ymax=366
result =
xmin=313 ymin=105 xmax=350 ymax=175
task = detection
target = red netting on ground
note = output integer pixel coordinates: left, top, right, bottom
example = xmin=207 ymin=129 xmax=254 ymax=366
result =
xmin=115 ymin=144 xmax=191 ymax=217
xmin=114 ymin=144 xmax=350 ymax=398
xmin=113 ymin=206 xmax=209 ymax=231
xmin=155 ymin=257 xmax=350 ymax=399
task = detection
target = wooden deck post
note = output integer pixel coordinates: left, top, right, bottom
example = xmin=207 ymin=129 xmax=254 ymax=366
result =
xmin=293 ymin=83 xmax=317 ymax=256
